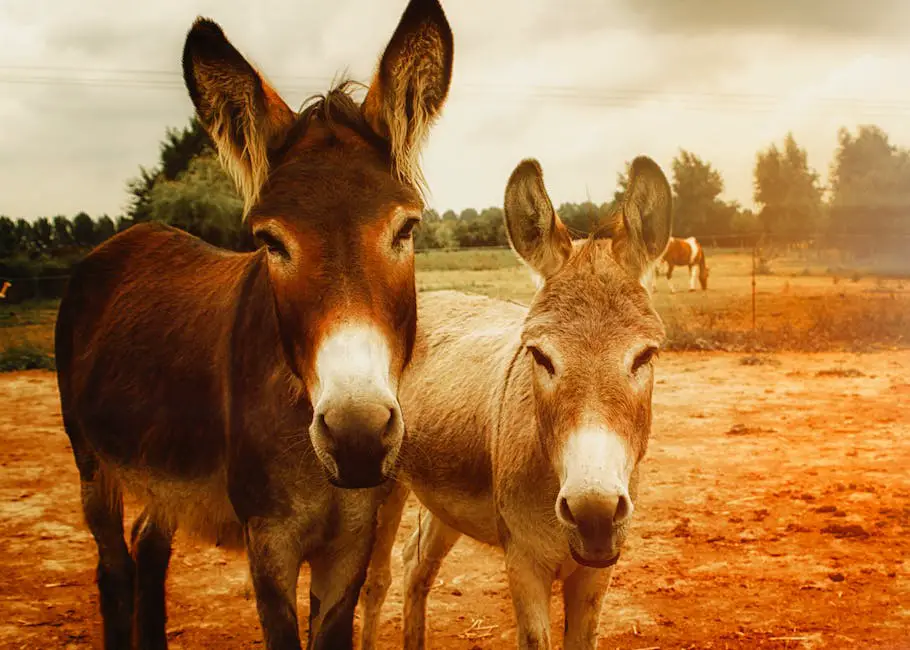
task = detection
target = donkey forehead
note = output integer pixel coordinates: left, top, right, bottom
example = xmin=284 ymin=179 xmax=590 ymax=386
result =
xmin=526 ymin=250 xmax=664 ymax=350
xmin=254 ymin=159 xmax=421 ymax=229
xmin=254 ymin=116 xmax=422 ymax=225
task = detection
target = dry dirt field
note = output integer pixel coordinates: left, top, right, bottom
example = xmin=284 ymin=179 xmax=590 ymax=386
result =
xmin=1 ymin=350 xmax=908 ymax=649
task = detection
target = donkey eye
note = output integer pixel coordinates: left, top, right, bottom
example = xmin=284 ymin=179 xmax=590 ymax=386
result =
xmin=527 ymin=345 xmax=556 ymax=377
xmin=255 ymin=231 xmax=289 ymax=259
xmin=394 ymin=218 xmax=420 ymax=245
xmin=632 ymin=347 xmax=658 ymax=373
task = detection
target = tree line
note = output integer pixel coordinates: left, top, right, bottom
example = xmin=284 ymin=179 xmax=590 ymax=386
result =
xmin=3 ymin=119 xmax=910 ymax=267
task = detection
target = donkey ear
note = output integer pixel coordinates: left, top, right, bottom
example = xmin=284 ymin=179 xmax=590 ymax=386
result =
xmin=503 ymin=159 xmax=574 ymax=284
xmin=182 ymin=18 xmax=295 ymax=214
xmin=362 ymin=0 xmax=454 ymax=193
xmin=609 ymin=156 xmax=673 ymax=284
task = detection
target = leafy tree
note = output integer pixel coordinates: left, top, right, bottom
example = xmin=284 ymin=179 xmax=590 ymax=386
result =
xmin=459 ymin=208 xmax=480 ymax=222
xmin=730 ymin=206 xmax=760 ymax=236
xmin=53 ymin=215 xmax=74 ymax=248
xmin=753 ymin=133 xmax=823 ymax=241
xmin=609 ymin=163 xmax=632 ymax=208
xmin=0 ymin=217 xmax=16 ymax=258
xmin=558 ymin=201 xmax=606 ymax=236
xmin=147 ymin=154 xmax=244 ymax=248
xmin=94 ymin=215 xmax=116 ymax=245
xmin=115 ymin=216 xmax=134 ymax=233
xmin=72 ymin=212 xmax=96 ymax=247
xmin=14 ymin=219 xmax=35 ymax=254
xmin=671 ymin=150 xmax=728 ymax=237
xmin=126 ymin=166 xmax=159 ymax=223
xmin=828 ymin=125 xmax=910 ymax=253
xmin=127 ymin=118 xmax=213 ymax=222
xmin=33 ymin=218 xmax=53 ymax=251
xmin=160 ymin=118 xmax=211 ymax=181
xmin=413 ymin=221 xmax=438 ymax=250
xmin=434 ymin=220 xmax=459 ymax=249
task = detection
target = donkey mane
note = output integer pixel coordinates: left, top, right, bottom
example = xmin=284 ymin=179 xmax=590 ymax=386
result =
xmin=266 ymin=80 xmax=427 ymax=201
xmin=274 ymin=81 xmax=389 ymax=160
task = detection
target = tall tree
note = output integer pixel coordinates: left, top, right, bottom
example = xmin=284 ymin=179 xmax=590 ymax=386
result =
xmin=828 ymin=125 xmax=910 ymax=253
xmin=160 ymin=118 xmax=212 ymax=181
xmin=0 ymin=217 xmax=16 ymax=258
xmin=52 ymin=215 xmax=74 ymax=248
xmin=33 ymin=218 xmax=53 ymax=252
xmin=115 ymin=216 xmax=134 ymax=233
xmin=72 ymin=212 xmax=96 ymax=247
xmin=459 ymin=208 xmax=480 ymax=222
xmin=147 ymin=153 xmax=244 ymax=249
xmin=126 ymin=117 xmax=213 ymax=222
xmin=671 ymin=150 xmax=727 ymax=236
xmin=126 ymin=166 xmax=159 ymax=223
xmin=558 ymin=201 xmax=603 ymax=236
xmin=612 ymin=163 xmax=631 ymax=206
xmin=753 ymin=132 xmax=823 ymax=241
xmin=14 ymin=219 xmax=35 ymax=254
xmin=94 ymin=215 xmax=116 ymax=245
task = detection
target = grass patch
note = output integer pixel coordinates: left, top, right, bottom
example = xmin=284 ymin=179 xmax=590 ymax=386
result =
xmin=416 ymin=248 xmax=518 ymax=272
xmin=1 ymin=249 xmax=909 ymax=366
xmin=0 ymin=342 xmax=55 ymax=372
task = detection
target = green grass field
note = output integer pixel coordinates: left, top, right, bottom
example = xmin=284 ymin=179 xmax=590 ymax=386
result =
xmin=2 ymin=247 xmax=908 ymax=371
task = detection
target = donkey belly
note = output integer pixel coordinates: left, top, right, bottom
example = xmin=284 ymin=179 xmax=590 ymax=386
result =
xmin=74 ymin=372 xmax=240 ymax=546
xmin=409 ymin=482 xmax=499 ymax=546
xmin=117 ymin=466 xmax=244 ymax=549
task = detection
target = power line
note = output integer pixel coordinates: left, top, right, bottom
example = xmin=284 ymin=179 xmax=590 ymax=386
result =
xmin=2 ymin=65 xmax=910 ymax=114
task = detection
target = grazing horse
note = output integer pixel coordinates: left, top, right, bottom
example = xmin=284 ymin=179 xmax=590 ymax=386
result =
xmin=360 ymin=157 xmax=672 ymax=650
xmin=653 ymin=235 xmax=708 ymax=292
xmin=54 ymin=1 xmax=453 ymax=648
xmin=0 ymin=281 xmax=10 ymax=299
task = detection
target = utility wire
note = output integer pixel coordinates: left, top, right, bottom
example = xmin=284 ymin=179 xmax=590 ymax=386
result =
xmin=2 ymin=65 xmax=909 ymax=114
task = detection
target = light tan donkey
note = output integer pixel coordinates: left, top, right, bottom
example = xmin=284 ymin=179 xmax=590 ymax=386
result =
xmin=359 ymin=156 xmax=672 ymax=649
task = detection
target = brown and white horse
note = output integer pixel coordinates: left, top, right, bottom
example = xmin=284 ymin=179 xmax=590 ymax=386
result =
xmin=652 ymin=235 xmax=708 ymax=292
xmin=360 ymin=157 xmax=671 ymax=649
xmin=54 ymin=2 xmax=453 ymax=648
xmin=0 ymin=281 xmax=10 ymax=299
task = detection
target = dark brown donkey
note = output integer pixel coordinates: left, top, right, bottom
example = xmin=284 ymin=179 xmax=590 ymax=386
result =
xmin=53 ymin=1 xmax=453 ymax=648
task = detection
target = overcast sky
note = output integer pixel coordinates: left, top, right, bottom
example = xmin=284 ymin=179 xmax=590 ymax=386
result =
xmin=2 ymin=0 xmax=909 ymax=221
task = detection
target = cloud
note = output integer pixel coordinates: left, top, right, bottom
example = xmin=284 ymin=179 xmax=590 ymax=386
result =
xmin=614 ymin=0 xmax=910 ymax=40
xmin=1 ymin=0 xmax=910 ymax=220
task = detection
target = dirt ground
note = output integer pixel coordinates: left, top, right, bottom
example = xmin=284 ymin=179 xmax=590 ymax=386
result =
xmin=1 ymin=352 xmax=908 ymax=650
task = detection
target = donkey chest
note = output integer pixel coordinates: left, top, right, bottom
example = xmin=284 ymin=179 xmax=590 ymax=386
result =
xmin=402 ymin=423 xmax=499 ymax=544
xmin=410 ymin=483 xmax=500 ymax=545
xmin=116 ymin=467 xmax=244 ymax=549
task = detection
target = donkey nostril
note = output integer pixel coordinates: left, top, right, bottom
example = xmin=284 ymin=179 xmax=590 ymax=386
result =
xmin=558 ymin=496 xmax=576 ymax=527
xmin=614 ymin=494 xmax=632 ymax=524
xmin=380 ymin=408 xmax=397 ymax=440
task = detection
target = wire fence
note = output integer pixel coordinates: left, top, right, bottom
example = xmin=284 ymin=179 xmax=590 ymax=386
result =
xmin=2 ymin=232 xmax=909 ymax=310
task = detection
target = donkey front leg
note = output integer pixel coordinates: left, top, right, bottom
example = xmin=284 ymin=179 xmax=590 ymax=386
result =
xmin=504 ymin=547 xmax=554 ymax=650
xmin=402 ymin=510 xmax=462 ymax=650
xmin=307 ymin=526 xmax=378 ymax=650
xmin=562 ymin=565 xmax=612 ymax=650
xmin=245 ymin=518 xmax=306 ymax=650
xmin=360 ymin=481 xmax=410 ymax=650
